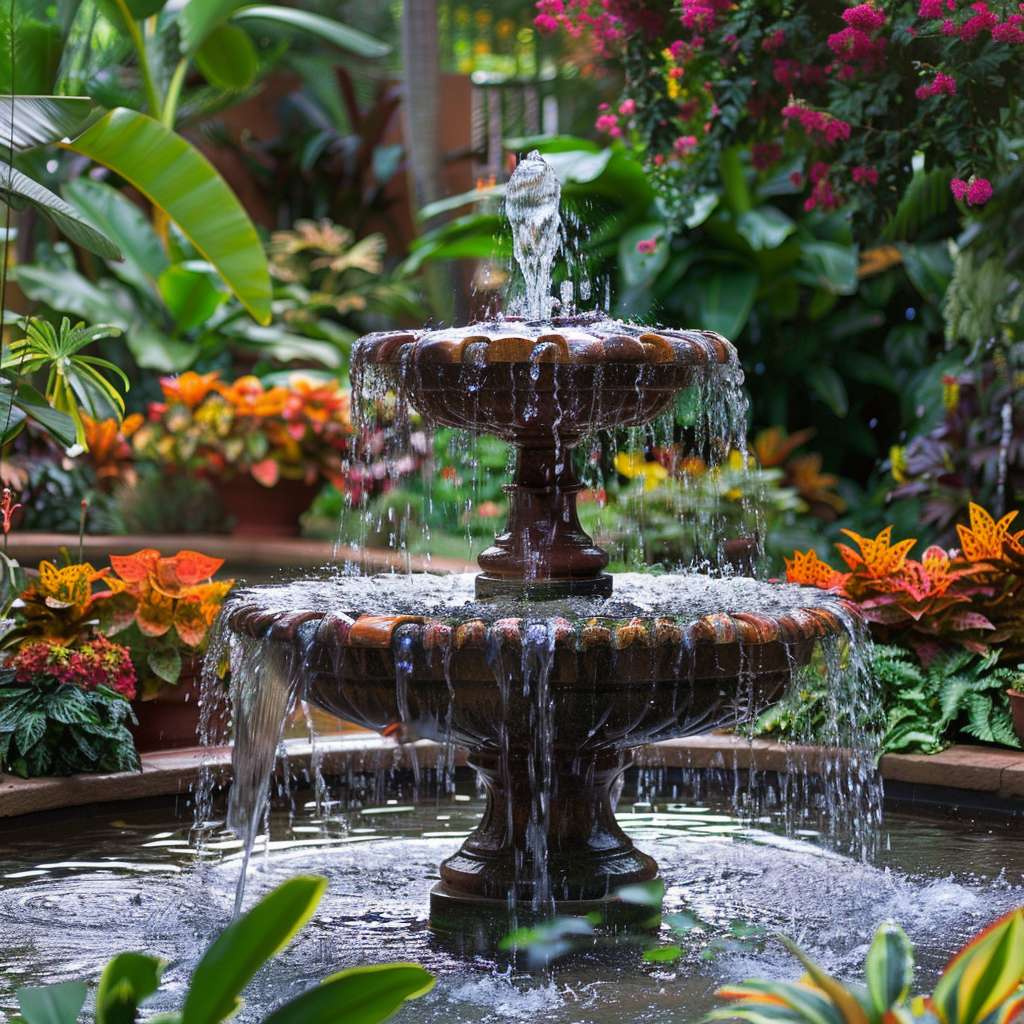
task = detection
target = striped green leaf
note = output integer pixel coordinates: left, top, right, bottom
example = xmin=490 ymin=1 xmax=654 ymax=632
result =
xmin=865 ymin=922 xmax=914 ymax=1015
xmin=932 ymin=909 xmax=1024 ymax=1024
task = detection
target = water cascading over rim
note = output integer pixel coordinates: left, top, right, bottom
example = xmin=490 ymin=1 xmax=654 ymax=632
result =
xmin=223 ymin=150 xmax=856 ymax=939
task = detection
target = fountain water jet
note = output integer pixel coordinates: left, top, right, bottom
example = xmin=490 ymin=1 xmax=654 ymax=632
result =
xmin=222 ymin=151 xmax=862 ymax=939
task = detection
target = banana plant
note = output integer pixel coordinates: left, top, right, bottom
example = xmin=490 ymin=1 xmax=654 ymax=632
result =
xmin=704 ymin=906 xmax=1024 ymax=1024
xmin=13 ymin=875 xmax=434 ymax=1024
xmin=2 ymin=0 xmax=390 ymax=326
xmin=14 ymin=178 xmax=347 ymax=373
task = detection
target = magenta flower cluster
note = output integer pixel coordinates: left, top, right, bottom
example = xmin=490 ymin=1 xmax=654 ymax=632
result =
xmin=781 ymin=104 xmax=852 ymax=145
xmin=13 ymin=636 xmax=138 ymax=699
xmin=915 ymin=71 xmax=957 ymax=99
xmin=950 ymin=177 xmax=994 ymax=205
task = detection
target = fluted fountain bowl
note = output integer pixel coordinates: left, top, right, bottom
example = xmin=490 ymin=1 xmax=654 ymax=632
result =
xmin=353 ymin=317 xmax=736 ymax=444
xmin=226 ymin=573 xmax=852 ymax=933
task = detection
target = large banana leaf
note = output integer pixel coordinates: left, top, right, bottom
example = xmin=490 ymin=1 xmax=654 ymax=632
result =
xmin=0 ymin=162 xmax=122 ymax=259
xmin=178 ymin=0 xmax=389 ymax=58
xmin=0 ymin=0 xmax=82 ymax=95
xmin=0 ymin=96 xmax=93 ymax=152
xmin=230 ymin=7 xmax=391 ymax=57
xmin=62 ymin=108 xmax=272 ymax=324
xmin=62 ymin=177 xmax=169 ymax=299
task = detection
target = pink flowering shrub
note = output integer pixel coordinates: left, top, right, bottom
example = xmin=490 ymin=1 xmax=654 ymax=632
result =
xmin=538 ymin=0 xmax=1023 ymax=234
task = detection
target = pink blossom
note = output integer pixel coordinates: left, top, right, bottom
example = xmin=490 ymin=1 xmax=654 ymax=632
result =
xmin=653 ymin=153 xmax=665 ymax=166
xmin=918 ymin=0 xmax=954 ymax=16
xmin=842 ymin=3 xmax=887 ymax=32
xmin=852 ymin=166 xmax=879 ymax=184
xmin=993 ymin=21 xmax=1024 ymax=41
xmin=950 ymin=177 xmax=969 ymax=199
xmin=965 ymin=178 xmax=993 ymax=204
xmin=595 ymin=113 xmax=619 ymax=133
xmin=915 ymin=84 xmax=930 ymax=99
xmin=810 ymin=161 xmax=831 ymax=184
xmin=619 ymin=98 xmax=636 ymax=115
xmin=680 ymin=1 xmax=716 ymax=32
xmin=534 ymin=14 xmax=560 ymax=34
xmin=931 ymin=72 xmax=957 ymax=95
xmin=960 ymin=3 xmax=999 ymax=38
xmin=762 ymin=28 xmax=786 ymax=52
xmin=674 ymin=134 xmax=698 ymax=156
xmin=637 ymin=238 xmax=658 ymax=255
xmin=941 ymin=18 xmax=958 ymax=33
xmin=790 ymin=171 xmax=803 ymax=186
xmin=668 ymin=39 xmax=689 ymax=62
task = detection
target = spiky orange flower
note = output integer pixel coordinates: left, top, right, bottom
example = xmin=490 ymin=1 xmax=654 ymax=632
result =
xmin=785 ymin=549 xmax=849 ymax=590
xmin=836 ymin=526 xmax=916 ymax=578
xmin=956 ymin=503 xmax=1024 ymax=563
xmin=159 ymin=371 xmax=222 ymax=410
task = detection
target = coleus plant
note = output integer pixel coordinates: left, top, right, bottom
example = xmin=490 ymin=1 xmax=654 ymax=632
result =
xmin=703 ymin=905 xmax=1024 ymax=1024
xmin=786 ymin=503 xmax=1024 ymax=665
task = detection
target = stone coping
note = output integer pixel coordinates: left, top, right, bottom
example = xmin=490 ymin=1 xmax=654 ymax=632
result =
xmin=4 ymin=532 xmax=474 ymax=577
xmin=0 ymin=734 xmax=1020 ymax=822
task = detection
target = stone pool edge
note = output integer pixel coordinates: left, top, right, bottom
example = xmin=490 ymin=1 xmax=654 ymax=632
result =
xmin=1 ymin=735 xmax=1021 ymax=821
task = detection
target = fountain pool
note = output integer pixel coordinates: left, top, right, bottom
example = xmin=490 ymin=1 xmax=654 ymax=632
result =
xmin=0 ymin=767 xmax=1022 ymax=1023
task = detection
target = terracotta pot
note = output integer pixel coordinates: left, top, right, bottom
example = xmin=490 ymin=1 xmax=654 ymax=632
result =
xmin=1007 ymin=689 xmax=1024 ymax=745
xmin=130 ymin=673 xmax=226 ymax=752
xmin=212 ymin=475 xmax=320 ymax=537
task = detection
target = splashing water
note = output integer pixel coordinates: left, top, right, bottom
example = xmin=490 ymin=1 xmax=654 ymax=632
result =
xmin=506 ymin=150 xmax=562 ymax=321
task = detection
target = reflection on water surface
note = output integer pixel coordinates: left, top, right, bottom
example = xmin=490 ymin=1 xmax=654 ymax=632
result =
xmin=0 ymin=770 xmax=1022 ymax=1024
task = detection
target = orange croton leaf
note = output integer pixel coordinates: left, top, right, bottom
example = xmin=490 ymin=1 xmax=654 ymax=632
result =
xmin=251 ymin=458 xmax=281 ymax=487
xmin=110 ymin=549 xmax=163 ymax=583
xmin=171 ymin=581 xmax=233 ymax=646
xmin=134 ymin=589 xmax=174 ymax=637
xmin=37 ymin=561 xmax=109 ymax=610
xmin=150 ymin=551 xmax=224 ymax=597
xmin=752 ymin=425 xmax=817 ymax=469
xmin=160 ymin=370 xmax=222 ymax=409
xmin=956 ymin=503 xmax=1021 ymax=563
xmin=785 ymin=549 xmax=848 ymax=590
xmin=837 ymin=526 xmax=917 ymax=577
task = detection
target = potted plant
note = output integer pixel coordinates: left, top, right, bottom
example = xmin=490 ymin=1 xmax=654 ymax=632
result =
xmin=93 ymin=548 xmax=235 ymax=750
xmin=130 ymin=371 xmax=353 ymax=535
xmin=4 ymin=548 xmax=234 ymax=753
xmin=0 ymin=559 xmax=140 ymax=776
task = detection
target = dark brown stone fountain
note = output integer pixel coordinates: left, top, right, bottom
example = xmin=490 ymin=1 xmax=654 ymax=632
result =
xmin=224 ymin=152 xmax=851 ymax=939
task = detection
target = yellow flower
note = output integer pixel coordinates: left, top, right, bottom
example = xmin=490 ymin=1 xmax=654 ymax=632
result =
xmin=614 ymin=452 xmax=669 ymax=491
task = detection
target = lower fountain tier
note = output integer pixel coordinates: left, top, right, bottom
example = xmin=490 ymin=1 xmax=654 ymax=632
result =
xmin=226 ymin=576 xmax=850 ymax=925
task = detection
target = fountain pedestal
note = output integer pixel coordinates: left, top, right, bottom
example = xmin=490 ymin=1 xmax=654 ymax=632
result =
xmin=476 ymin=450 xmax=612 ymax=599
xmin=434 ymin=747 xmax=654 ymax=903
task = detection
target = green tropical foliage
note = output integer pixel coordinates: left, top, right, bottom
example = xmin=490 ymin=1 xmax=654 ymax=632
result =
xmin=758 ymin=643 xmax=1022 ymax=756
xmin=2 ymin=317 xmax=127 ymax=448
xmin=14 ymin=876 xmax=434 ymax=1024
xmin=0 ymin=662 xmax=139 ymax=778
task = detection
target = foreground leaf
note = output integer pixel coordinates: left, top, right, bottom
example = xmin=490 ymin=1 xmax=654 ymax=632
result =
xmin=16 ymin=981 xmax=87 ymax=1024
xmin=182 ymin=875 xmax=328 ymax=1024
xmin=261 ymin=964 xmax=435 ymax=1024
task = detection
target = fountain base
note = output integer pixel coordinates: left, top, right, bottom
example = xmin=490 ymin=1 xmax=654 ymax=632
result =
xmin=428 ymin=884 xmax=661 ymax=943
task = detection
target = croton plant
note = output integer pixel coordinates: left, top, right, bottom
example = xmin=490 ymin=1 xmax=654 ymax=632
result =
xmin=786 ymin=502 xmax=1024 ymax=666
xmin=6 ymin=548 xmax=234 ymax=698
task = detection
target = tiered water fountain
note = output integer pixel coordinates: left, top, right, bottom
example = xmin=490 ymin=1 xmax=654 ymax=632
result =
xmin=223 ymin=153 xmax=853 ymax=937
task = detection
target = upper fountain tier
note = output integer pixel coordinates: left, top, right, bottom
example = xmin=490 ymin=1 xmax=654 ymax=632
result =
xmin=352 ymin=315 xmax=737 ymax=446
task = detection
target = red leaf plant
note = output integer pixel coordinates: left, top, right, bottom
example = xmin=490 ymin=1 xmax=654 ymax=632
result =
xmin=785 ymin=503 xmax=1024 ymax=666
